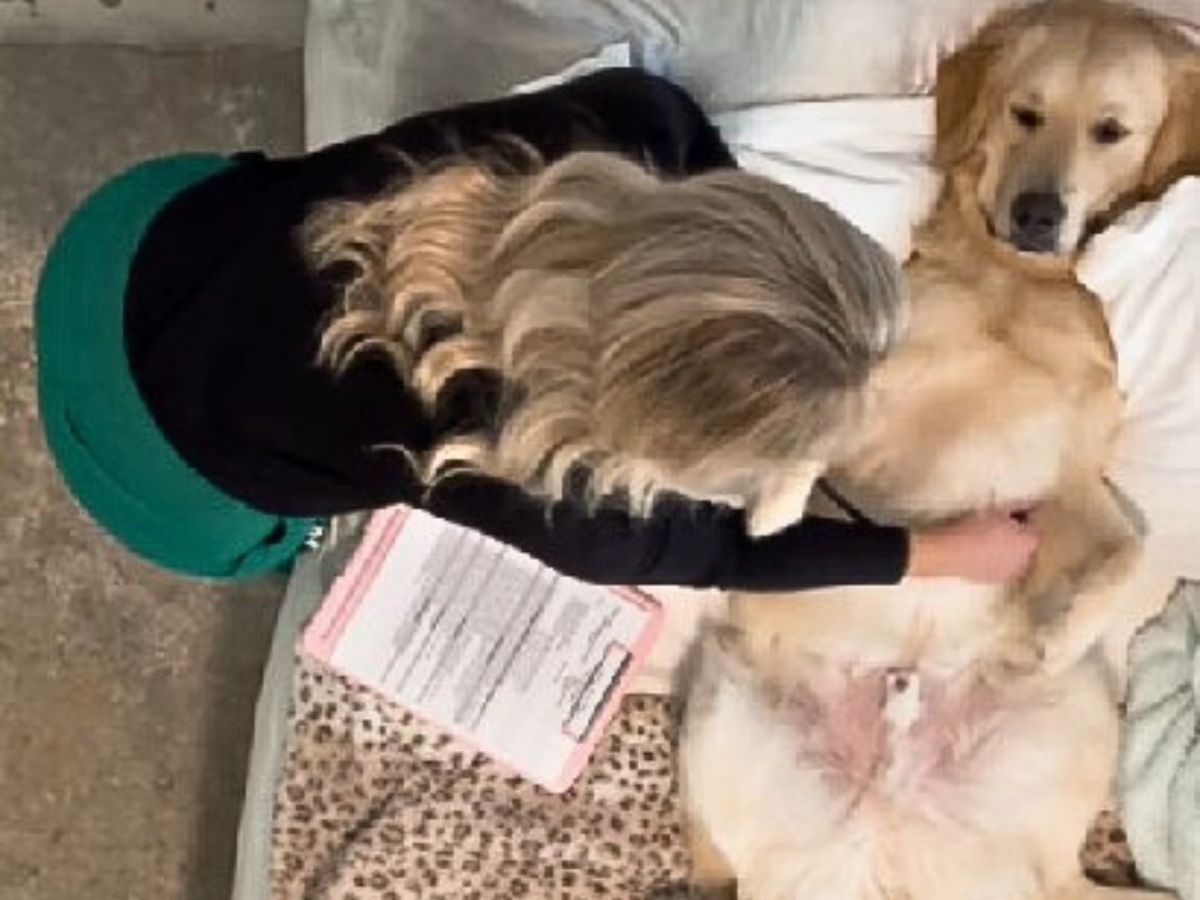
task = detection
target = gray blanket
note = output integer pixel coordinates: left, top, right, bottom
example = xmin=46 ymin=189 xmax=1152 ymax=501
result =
xmin=1121 ymin=582 xmax=1200 ymax=900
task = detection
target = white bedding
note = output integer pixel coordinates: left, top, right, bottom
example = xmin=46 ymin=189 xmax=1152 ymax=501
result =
xmin=712 ymin=98 xmax=940 ymax=261
xmin=287 ymin=7 xmax=1200 ymax=898
xmin=1079 ymin=178 xmax=1200 ymax=580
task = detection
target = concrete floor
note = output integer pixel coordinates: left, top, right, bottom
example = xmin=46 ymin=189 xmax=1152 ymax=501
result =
xmin=0 ymin=45 xmax=302 ymax=900
xmin=0 ymin=0 xmax=303 ymax=47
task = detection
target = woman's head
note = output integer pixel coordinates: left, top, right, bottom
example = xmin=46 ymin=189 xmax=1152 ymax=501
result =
xmin=307 ymin=150 xmax=904 ymax=533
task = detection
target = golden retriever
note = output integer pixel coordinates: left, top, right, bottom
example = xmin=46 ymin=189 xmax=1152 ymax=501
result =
xmin=680 ymin=3 xmax=1200 ymax=899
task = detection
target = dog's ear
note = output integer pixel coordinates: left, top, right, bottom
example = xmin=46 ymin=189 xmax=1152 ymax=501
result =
xmin=934 ymin=37 xmax=1001 ymax=168
xmin=934 ymin=9 xmax=1032 ymax=169
xmin=1140 ymin=52 xmax=1200 ymax=198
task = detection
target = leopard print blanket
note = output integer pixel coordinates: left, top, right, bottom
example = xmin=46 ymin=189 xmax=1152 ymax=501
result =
xmin=269 ymin=654 xmax=1139 ymax=900
xmin=271 ymin=656 xmax=691 ymax=899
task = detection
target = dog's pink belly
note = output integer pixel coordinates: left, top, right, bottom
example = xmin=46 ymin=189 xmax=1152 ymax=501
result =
xmin=786 ymin=666 xmax=1007 ymax=805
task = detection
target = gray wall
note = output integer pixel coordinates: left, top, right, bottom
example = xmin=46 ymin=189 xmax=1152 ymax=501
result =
xmin=0 ymin=0 xmax=304 ymax=46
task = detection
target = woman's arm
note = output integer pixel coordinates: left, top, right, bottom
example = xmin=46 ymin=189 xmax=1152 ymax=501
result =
xmin=424 ymin=471 xmax=908 ymax=590
xmin=424 ymin=471 xmax=1037 ymax=590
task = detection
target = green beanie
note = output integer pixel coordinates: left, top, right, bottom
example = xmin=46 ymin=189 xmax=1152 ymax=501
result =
xmin=36 ymin=154 xmax=323 ymax=580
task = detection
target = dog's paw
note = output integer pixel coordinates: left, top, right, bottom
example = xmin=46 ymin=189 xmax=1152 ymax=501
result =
xmin=1031 ymin=621 xmax=1094 ymax=677
xmin=981 ymin=636 xmax=1044 ymax=688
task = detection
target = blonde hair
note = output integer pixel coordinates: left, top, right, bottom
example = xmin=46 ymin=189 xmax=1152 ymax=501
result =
xmin=305 ymin=150 xmax=903 ymax=514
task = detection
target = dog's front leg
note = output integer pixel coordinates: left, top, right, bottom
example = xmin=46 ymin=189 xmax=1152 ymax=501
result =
xmin=1017 ymin=479 xmax=1143 ymax=675
xmin=677 ymin=626 xmax=746 ymax=899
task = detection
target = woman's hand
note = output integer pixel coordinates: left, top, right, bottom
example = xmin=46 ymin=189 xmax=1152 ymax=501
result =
xmin=907 ymin=509 xmax=1038 ymax=584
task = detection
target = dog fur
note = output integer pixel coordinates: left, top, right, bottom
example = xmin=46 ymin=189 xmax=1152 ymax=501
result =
xmin=680 ymin=4 xmax=1200 ymax=898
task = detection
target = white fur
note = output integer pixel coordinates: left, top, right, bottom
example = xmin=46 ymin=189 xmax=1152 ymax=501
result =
xmin=682 ymin=584 xmax=1121 ymax=900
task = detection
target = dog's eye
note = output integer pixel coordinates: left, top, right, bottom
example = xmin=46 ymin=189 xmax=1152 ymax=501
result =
xmin=1092 ymin=117 xmax=1130 ymax=145
xmin=1010 ymin=104 xmax=1044 ymax=130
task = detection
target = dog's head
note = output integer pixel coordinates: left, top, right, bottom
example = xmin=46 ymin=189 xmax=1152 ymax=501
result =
xmin=935 ymin=1 xmax=1200 ymax=259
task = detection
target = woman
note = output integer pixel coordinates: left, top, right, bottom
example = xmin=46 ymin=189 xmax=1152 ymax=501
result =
xmin=36 ymin=68 xmax=1034 ymax=585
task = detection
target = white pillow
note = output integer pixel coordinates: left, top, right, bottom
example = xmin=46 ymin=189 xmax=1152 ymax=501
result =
xmin=713 ymin=98 xmax=940 ymax=261
xmin=1078 ymin=178 xmax=1200 ymax=579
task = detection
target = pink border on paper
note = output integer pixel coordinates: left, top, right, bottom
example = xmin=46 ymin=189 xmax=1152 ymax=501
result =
xmin=302 ymin=506 xmax=410 ymax=659
xmin=551 ymin=588 xmax=663 ymax=793
xmin=301 ymin=507 xmax=664 ymax=794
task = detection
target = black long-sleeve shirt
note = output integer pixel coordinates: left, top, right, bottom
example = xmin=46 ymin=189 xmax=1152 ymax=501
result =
xmin=123 ymin=68 xmax=908 ymax=590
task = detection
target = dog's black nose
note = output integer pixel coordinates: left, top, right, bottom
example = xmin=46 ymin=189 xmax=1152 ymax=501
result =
xmin=1009 ymin=191 xmax=1066 ymax=253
